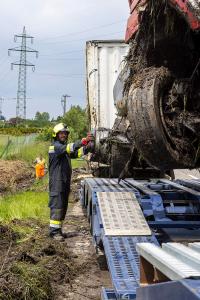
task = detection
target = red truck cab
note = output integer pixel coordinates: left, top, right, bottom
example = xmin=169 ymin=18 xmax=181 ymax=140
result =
xmin=125 ymin=0 xmax=200 ymax=42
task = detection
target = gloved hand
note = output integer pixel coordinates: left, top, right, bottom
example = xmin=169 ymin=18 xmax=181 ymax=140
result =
xmin=86 ymin=132 xmax=95 ymax=142
xmin=86 ymin=141 xmax=95 ymax=153
xmin=82 ymin=132 xmax=95 ymax=146
xmin=81 ymin=138 xmax=87 ymax=146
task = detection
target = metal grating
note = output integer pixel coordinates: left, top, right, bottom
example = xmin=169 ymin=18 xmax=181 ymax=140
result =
xmin=103 ymin=236 xmax=139 ymax=299
xmin=189 ymin=242 xmax=200 ymax=253
xmin=87 ymin=178 xmax=141 ymax=197
xmin=101 ymin=288 xmax=117 ymax=300
xmin=103 ymin=236 xmax=157 ymax=299
xmin=97 ymin=192 xmax=151 ymax=236
xmin=163 ymin=243 xmax=200 ymax=270
xmin=137 ymin=243 xmax=200 ymax=280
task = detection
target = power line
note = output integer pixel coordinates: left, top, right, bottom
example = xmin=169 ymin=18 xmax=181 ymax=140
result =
xmin=40 ymin=49 xmax=83 ymax=57
xmin=0 ymin=59 xmax=12 ymax=78
xmin=38 ymin=30 xmax=125 ymax=46
xmin=40 ymin=27 xmax=125 ymax=57
xmin=0 ymin=66 xmax=11 ymax=80
xmin=0 ymin=55 xmax=10 ymax=66
xmin=8 ymin=27 xmax=38 ymax=120
xmin=38 ymin=19 xmax=126 ymax=42
xmin=41 ymin=57 xmax=83 ymax=61
xmin=0 ymin=74 xmax=18 ymax=90
xmin=0 ymin=97 xmax=16 ymax=119
xmin=0 ymin=69 xmax=13 ymax=83
xmin=0 ymin=59 xmax=18 ymax=84
xmin=36 ymin=72 xmax=84 ymax=78
xmin=35 ymin=68 xmax=121 ymax=79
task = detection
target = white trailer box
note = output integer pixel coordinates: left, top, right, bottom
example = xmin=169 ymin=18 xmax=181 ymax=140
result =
xmin=86 ymin=40 xmax=129 ymax=137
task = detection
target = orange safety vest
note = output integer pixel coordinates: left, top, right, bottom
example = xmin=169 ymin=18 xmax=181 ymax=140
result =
xmin=35 ymin=158 xmax=45 ymax=178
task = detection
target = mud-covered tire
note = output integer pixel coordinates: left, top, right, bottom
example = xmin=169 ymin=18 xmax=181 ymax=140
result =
xmin=110 ymin=143 xmax=131 ymax=177
xmin=127 ymin=68 xmax=195 ymax=170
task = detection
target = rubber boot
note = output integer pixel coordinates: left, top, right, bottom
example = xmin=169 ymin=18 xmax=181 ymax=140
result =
xmin=51 ymin=232 xmax=64 ymax=242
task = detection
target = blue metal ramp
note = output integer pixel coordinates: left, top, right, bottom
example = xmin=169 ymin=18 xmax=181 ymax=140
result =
xmin=81 ymin=178 xmax=200 ymax=300
xmin=102 ymin=236 xmax=157 ymax=300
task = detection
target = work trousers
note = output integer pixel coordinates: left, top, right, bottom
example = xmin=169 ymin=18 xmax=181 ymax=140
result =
xmin=49 ymin=190 xmax=69 ymax=236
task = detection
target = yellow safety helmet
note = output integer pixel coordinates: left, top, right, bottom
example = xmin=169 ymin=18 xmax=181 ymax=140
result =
xmin=52 ymin=123 xmax=70 ymax=138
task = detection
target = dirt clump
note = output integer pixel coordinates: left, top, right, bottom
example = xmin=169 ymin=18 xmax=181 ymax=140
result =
xmin=0 ymin=221 xmax=78 ymax=300
xmin=0 ymin=169 xmax=110 ymax=300
xmin=0 ymin=160 xmax=34 ymax=195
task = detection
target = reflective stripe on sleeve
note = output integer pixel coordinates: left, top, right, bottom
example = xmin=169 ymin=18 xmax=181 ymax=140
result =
xmin=78 ymin=147 xmax=84 ymax=158
xmin=50 ymin=219 xmax=62 ymax=228
xmin=66 ymin=143 xmax=74 ymax=154
xmin=49 ymin=145 xmax=55 ymax=153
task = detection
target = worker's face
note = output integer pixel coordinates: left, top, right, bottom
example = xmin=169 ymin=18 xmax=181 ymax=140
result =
xmin=57 ymin=131 xmax=69 ymax=142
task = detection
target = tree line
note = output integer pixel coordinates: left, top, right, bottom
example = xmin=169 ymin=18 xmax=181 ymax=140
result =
xmin=0 ymin=105 xmax=89 ymax=141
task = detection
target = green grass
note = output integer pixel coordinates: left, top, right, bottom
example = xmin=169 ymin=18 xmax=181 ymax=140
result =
xmin=0 ymin=149 xmax=86 ymax=225
xmin=7 ymin=142 xmax=87 ymax=168
xmin=9 ymin=262 xmax=52 ymax=300
xmin=0 ymin=144 xmax=4 ymax=154
xmin=0 ymin=133 xmax=87 ymax=168
xmin=0 ymin=139 xmax=86 ymax=226
xmin=71 ymin=158 xmax=87 ymax=169
xmin=0 ymin=134 xmax=10 ymax=145
xmin=11 ymin=223 xmax=36 ymax=237
xmin=0 ymin=191 xmax=49 ymax=223
xmin=0 ymin=134 xmax=38 ymax=160
xmin=7 ymin=141 xmax=49 ymax=163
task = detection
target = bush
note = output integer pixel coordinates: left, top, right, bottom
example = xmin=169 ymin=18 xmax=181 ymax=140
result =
xmin=62 ymin=105 xmax=89 ymax=139
xmin=0 ymin=127 xmax=40 ymax=136
xmin=37 ymin=126 xmax=82 ymax=143
xmin=36 ymin=127 xmax=53 ymax=142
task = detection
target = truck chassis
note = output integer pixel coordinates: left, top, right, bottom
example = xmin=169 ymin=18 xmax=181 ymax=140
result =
xmin=80 ymin=177 xmax=200 ymax=299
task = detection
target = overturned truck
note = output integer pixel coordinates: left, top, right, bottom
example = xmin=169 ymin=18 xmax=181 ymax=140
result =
xmin=86 ymin=0 xmax=200 ymax=178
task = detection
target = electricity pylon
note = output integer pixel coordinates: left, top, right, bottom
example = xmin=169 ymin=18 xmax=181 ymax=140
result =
xmin=61 ymin=94 xmax=71 ymax=116
xmin=8 ymin=26 xmax=38 ymax=120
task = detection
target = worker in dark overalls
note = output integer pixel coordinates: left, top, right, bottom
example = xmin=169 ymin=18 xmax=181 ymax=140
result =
xmin=48 ymin=123 xmax=94 ymax=241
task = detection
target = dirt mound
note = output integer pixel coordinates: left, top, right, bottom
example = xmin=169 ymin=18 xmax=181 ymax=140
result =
xmin=0 ymin=160 xmax=33 ymax=194
xmin=0 ymin=224 xmax=20 ymax=241
xmin=0 ymin=221 xmax=78 ymax=300
xmin=0 ymin=169 xmax=108 ymax=300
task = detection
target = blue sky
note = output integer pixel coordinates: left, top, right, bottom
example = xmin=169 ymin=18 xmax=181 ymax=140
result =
xmin=0 ymin=0 xmax=129 ymax=119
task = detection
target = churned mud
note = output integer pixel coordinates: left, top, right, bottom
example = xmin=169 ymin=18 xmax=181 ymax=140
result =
xmin=0 ymin=169 xmax=111 ymax=300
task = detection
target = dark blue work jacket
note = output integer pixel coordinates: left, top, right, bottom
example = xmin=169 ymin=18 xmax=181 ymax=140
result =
xmin=48 ymin=140 xmax=84 ymax=193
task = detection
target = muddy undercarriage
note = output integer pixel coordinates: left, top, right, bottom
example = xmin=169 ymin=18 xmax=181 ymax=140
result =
xmin=96 ymin=2 xmax=200 ymax=178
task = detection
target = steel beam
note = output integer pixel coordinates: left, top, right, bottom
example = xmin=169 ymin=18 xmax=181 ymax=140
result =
xmin=136 ymin=243 xmax=200 ymax=280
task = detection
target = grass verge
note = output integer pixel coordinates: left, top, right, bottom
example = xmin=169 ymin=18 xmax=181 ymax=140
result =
xmin=0 ymin=156 xmax=87 ymax=300
xmin=6 ymin=141 xmax=87 ymax=168
xmin=71 ymin=158 xmax=87 ymax=169
xmin=8 ymin=262 xmax=53 ymax=300
xmin=6 ymin=141 xmax=49 ymax=163
xmin=0 ymin=155 xmax=85 ymax=225
xmin=0 ymin=140 xmax=88 ymax=300
xmin=0 ymin=191 xmax=49 ymax=224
